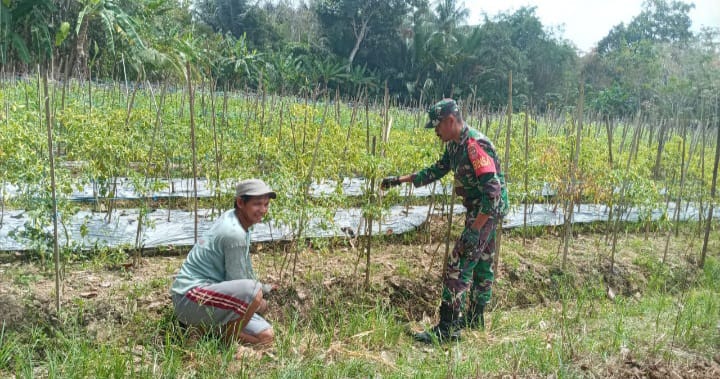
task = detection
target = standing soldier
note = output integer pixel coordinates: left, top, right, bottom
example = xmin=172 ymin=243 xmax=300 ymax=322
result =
xmin=381 ymin=99 xmax=508 ymax=343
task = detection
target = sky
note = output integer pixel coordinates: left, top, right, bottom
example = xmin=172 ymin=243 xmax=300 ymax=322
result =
xmin=464 ymin=0 xmax=720 ymax=53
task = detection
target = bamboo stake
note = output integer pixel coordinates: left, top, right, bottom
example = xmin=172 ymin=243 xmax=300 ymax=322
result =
xmin=442 ymin=186 xmax=457 ymax=279
xmin=210 ymin=79 xmax=221 ymax=217
xmin=383 ymin=81 xmax=389 ymax=148
xmin=697 ymin=122 xmax=707 ymax=236
xmin=124 ymin=83 xmax=139 ymax=127
xmin=629 ymin=109 xmax=643 ymax=167
xmin=700 ymin=97 xmax=718 ymax=268
xmin=278 ymin=99 xmax=285 ymax=147
xmin=335 ymin=87 xmax=341 ymax=124
xmin=611 ymin=113 xmax=643 ymax=274
xmin=365 ymin=137 xmax=377 ymax=288
xmin=258 ymin=71 xmax=266 ymax=156
xmin=292 ymin=97 xmax=329 ymax=282
xmin=673 ymin=117 xmax=686 ymax=237
xmin=87 ymin=65 xmax=92 ymax=116
xmin=186 ymin=62 xmax=199 ymax=243
xmin=605 ymin=117 xmax=614 ymax=167
xmin=134 ymin=80 xmax=167 ymax=265
xmin=44 ymin=69 xmax=61 ymax=314
xmin=494 ymin=71 xmax=511 ymax=273
xmin=417 ymin=89 xmax=426 ymax=130
xmin=662 ymin=172 xmax=676 ymax=265
xmin=605 ymin=115 xmax=615 ymax=246
xmin=1 ymin=80 xmax=6 ymax=227
xmin=523 ymin=110 xmax=529 ymax=246
xmin=344 ymin=87 xmax=364 ymax=157
xmin=563 ymin=75 xmax=583 ymax=270
xmin=365 ymin=97 xmax=370 ymax=154
xmin=382 ymin=84 xmax=392 ymax=157
xmin=302 ymin=94 xmax=309 ymax=154
xmin=653 ymin=119 xmax=668 ymax=179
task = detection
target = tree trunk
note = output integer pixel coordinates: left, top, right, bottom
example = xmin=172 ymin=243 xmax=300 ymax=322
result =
xmin=348 ymin=17 xmax=370 ymax=68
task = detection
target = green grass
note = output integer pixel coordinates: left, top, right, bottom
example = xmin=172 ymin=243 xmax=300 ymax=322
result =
xmin=2 ymin=288 xmax=717 ymax=378
xmin=1 ymin=228 xmax=718 ymax=378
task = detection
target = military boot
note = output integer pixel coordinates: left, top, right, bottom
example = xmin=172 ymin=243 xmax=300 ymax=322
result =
xmin=462 ymin=302 xmax=485 ymax=330
xmin=414 ymin=303 xmax=462 ymax=344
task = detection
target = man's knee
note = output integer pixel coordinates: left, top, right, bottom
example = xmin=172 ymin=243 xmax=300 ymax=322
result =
xmin=256 ymin=327 xmax=274 ymax=345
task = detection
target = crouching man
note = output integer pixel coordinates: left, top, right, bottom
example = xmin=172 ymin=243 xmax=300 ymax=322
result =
xmin=171 ymin=179 xmax=278 ymax=348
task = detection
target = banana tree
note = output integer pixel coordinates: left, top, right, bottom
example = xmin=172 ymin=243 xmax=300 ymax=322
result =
xmin=216 ymin=34 xmax=263 ymax=89
xmin=302 ymin=55 xmax=349 ymax=97
xmin=0 ymin=0 xmax=55 ymax=66
xmin=73 ymin=0 xmax=144 ymax=77
xmin=264 ymin=51 xmax=302 ymax=95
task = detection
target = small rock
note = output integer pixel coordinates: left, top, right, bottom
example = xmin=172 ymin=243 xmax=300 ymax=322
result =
xmin=607 ymin=287 xmax=616 ymax=300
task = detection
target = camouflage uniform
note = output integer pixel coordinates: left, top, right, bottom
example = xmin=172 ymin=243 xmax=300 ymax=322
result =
xmin=412 ymin=100 xmax=508 ymax=315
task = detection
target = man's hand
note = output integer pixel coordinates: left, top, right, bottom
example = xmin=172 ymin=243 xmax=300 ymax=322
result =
xmin=261 ymin=283 xmax=277 ymax=295
xmin=460 ymin=227 xmax=481 ymax=247
xmin=381 ymin=176 xmax=401 ymax=190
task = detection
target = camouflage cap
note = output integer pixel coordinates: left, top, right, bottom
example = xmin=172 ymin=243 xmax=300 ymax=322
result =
xmin=425 ymin=98 xmax=459 ymax=128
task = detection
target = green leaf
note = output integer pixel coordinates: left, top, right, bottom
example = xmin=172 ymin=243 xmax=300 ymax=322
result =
xmin=55 ymin=21 xmax=70 ymax=46
xmin=10 ymin=32 xmax=30 ymax=63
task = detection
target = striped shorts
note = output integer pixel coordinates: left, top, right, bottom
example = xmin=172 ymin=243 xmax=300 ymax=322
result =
xmin=172 ymin=279 xmax=271 ymax=336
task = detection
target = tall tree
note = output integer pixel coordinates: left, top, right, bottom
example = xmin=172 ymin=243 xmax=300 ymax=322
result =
xmin=423 ymin=0 xmax=469 ymax=78
xmin=597 ymin=0 xmax=694 ymax=54
xmin=503 ymin=7 xmax=576 ymax=108
xmin=314 ymin=0 xmax=414 ymax=69
xmin=262 ymin=0 xmax=320 ymax=45
xmin=586 ymin=0 xmax=697 ymax=119
xmin=192 ymin=0 xmax=280 ymax=49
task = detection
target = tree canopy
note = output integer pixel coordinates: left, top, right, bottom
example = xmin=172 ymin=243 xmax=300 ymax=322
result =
xmin=0 ymin=0 xmax=717 ymax=121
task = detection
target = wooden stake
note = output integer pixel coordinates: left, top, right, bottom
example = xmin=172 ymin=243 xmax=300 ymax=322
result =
xmin=700 ymin=97 xmax=718 ymax=268
xmin=186 ymin=62 xmax=198 ymax=243
xmin=494 ymin=71 xmax=512 ymax=273
xmin=44 ymin=69 xmax=61 ymax=314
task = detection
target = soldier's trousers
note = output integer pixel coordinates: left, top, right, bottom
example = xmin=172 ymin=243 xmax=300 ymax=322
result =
xmin=441 ymin=208 xmax=497 ymax=313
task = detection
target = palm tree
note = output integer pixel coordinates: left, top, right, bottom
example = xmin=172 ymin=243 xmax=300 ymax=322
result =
xmin=433 ymin=0 xmax=469 ymax=38
xmin=420 ymin=0 xmax=471 ymax=98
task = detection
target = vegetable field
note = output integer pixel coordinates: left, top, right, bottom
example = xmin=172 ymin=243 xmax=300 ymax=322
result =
xmin=1 ymin=77 xmax=719 ymax=377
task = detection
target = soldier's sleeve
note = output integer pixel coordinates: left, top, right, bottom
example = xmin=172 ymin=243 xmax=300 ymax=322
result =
xmin=475 ymin=142 xmax=503 ymax=215
xmin=412 ymin=149 xmax=451 ymax=187
xmin=477 ymin=173 xmax=503 ymax=215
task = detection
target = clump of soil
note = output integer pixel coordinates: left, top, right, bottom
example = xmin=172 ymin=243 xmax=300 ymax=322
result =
xmin=604 ymin=356 xmax=720 ymax=378
xmin=0 ymin=291 xmax=26 ymax=329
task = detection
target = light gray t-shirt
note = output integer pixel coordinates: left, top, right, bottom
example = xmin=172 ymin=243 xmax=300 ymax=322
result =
xmin=171 ymin=209 xmax=270 ymax=295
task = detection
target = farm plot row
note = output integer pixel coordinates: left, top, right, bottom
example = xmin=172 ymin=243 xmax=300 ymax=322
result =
xmin=2 ymin=201 xmax=716 ymax=252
